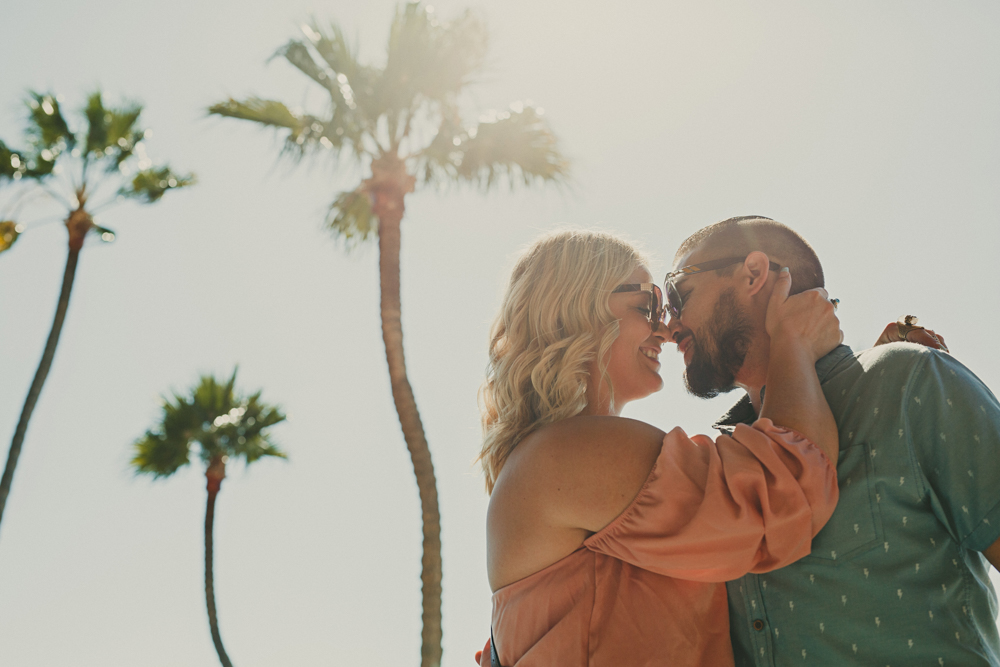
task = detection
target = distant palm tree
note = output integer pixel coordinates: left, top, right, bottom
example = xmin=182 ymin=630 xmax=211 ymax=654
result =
xmin=0 ymin=139 xmax=28 ymax=253
xmin=209 ymin=5 xmax=567 ymax=664
xmin=132 ymin=369 xmax=286 ymax=667
xmin=0 ymin=91 xmax=194 ymax=535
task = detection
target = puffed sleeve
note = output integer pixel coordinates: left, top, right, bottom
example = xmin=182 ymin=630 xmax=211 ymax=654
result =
xmin=583 ymin=418 xmax=838 ymax=582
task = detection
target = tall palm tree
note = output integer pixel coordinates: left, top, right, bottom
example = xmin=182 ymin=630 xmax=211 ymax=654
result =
xmin=0 ymin=91 xmax=194 ymax=535
xmin=209 ymin=5 xmax=567 ymax=664
xmin=132 ymin=369 xmax=287 ymax=667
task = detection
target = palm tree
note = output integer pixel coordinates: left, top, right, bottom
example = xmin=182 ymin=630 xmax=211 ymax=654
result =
xmin=0 ymin=91 xmax=194 ymax=535
xmin=132 ymin=369 xmax=287 ymax=667
xmin=0 ymin=139 xmax=27 ymax=254
xmin=209 ymin=5 xmax=567 ymax=664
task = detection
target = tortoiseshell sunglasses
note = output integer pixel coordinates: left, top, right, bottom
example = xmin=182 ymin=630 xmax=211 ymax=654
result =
xmin=663 ymin=256 xmax=781 ymax=320
xmin=610 ymin=283 xmax=667 ymax=328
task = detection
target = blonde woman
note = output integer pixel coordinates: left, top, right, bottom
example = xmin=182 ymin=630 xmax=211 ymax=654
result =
xmin=477 ymin=230 xmax=842 ymax=666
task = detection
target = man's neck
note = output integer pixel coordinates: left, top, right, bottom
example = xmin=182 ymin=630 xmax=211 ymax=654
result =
xmin=737 ymin=336 xmax=771 ymax=414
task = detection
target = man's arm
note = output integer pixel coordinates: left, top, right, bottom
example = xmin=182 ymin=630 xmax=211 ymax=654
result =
xmin=983 ymin=536 xmax=1000 ymax=572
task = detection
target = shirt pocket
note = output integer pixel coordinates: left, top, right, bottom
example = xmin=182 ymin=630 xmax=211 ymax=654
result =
xmin=805 ymin=442 xmax=884 ymax=561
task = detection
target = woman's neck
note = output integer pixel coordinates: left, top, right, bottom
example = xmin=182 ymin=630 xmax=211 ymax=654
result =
xmin=581 ymin=383 xmax=623 ymax=417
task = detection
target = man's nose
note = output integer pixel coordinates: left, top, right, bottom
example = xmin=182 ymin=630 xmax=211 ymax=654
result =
xmin=664 ymin=314 xmax=683 ymax=343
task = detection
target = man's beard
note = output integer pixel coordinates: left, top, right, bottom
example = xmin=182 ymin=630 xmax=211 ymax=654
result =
xmin=683 ymin=288 xmax=754 ymax=399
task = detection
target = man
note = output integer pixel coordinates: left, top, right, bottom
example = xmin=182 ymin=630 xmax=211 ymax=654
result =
xmin=665 ymin=216 xmax=1000 ymax=666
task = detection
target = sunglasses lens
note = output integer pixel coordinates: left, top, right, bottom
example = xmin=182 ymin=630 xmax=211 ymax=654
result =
xmin=665 ymin=282 xmax=682 ymax=319
xmin=651 ymin=285 xmax=666 ymax=324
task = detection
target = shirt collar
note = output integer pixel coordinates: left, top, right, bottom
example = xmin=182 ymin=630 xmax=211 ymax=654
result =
xmin=712 ymin=344 xmax=856 ymax=432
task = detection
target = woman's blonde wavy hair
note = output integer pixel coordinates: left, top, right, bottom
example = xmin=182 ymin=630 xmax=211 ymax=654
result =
xmin=478 ymin=230 xmax=649 ymax=493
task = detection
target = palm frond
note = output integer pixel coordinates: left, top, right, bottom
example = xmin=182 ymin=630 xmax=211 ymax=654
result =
xmin=180 ymin=371 xmax=288 ymax=465
xmin=419 ymin=104 xmax=568 ymax=189
xmin=132 ymin=391 xmax=202 ymax=477
xmin=381 ymin=3 xmax=488 ymax=112
xmin=225 ymin=393 xmax=287 ymax=464
xmin=209 ymin=97 xmax=305 ymax=131
xmin=208 ymin=97 xmax=353 ymax=159
xmin=274 ymin=39 xmax=345 ymax=102
xmin=325 ymin=188 xmax=377 ymax=246
xmin=84 ymin=91 xmax=109 ymax=155
xmin=132 ymin=430 xmax=193 ymax=478
xmin=0 ymin=221 xmax=24 ymax=254
xmin=25 ymin=92 xmax=75 ymax=152
xmin=90 ymin=225 xmax=116 ymax=243
xmin=119 ymin=167 xmax=195 ymax=203
xmin=299 ymin=19 xmax=381 ymax=123
xmin=0 ymin=140 xmax=25 ymax=182
xmin=301 ymin=18 xmax=359 ymax=80
xmin=193 ymin=373 xmax=235 ymax=421
xmin=84 ymin=90 xmax=144 ymax=170
xmin=273 ymin=36 xmax=370 ymax=149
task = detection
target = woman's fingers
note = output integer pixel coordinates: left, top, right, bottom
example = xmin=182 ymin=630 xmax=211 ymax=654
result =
xmin=909 ymin=328 xmax=950 ymax=353
xmin=765 ymin=271 xmax=840 ymax=360
xmin=872 ymin=322 xmax=950 ymax=353
xmin=764 ymin=268 xmax=792 ymax=337
xmin=874 ymin=323 xmax=898 ymax=347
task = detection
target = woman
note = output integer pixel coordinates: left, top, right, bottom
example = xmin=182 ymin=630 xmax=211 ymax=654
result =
xmin=477 ymin=230 xmax=842 ymax=666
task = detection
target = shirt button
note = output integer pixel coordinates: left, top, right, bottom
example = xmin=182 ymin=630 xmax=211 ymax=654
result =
xmin=753 ymin=619 xmax=765 ymax=631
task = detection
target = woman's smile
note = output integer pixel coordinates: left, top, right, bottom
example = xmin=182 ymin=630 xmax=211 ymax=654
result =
xmin=640 ymin=345 xmax=661 ymax=365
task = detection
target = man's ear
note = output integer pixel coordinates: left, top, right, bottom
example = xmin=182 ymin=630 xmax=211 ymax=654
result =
xmin=742 ymin=251 xmax=773 ymax=297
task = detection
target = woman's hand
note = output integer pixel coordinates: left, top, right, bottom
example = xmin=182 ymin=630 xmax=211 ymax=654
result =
xmin=760 ymin=267 xmax=840 ymax=461
xmin=874 ymin=319 xmax=949 ymax=353
xmin=765 ymin=268 xmax=843 ymax=362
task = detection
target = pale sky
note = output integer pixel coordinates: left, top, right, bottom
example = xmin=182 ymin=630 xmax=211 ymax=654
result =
xmin=1 ymin=1 xmax=998 ymax=665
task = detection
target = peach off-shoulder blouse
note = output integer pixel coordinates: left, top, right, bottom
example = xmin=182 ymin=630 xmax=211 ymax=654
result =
xmin=478 ymin=419 xmax=838 ymax=667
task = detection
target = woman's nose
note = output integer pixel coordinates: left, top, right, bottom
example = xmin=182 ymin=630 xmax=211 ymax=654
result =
xmin=652 ymin=320 xmax=669 ymax=341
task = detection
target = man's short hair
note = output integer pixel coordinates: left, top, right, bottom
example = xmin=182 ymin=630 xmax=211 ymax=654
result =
xmin=675 ymin=216 xmax=824 ymax=294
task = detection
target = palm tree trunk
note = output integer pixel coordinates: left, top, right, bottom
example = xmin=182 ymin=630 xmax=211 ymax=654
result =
xmin=205 ymin=458 xmax=234 ymax=667
xmin=0 ymin=242 xmax=81 ymax=536
xmin=369 ymin=156 xmax=442 ymax=667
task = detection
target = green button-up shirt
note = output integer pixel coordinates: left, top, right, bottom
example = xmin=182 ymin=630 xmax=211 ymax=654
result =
xmin=720 ymin=344 xmax=1000 ymax=666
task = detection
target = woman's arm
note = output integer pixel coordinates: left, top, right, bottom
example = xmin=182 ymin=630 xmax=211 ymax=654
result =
xmin=758 ymin=268 xmax=840 ymax=462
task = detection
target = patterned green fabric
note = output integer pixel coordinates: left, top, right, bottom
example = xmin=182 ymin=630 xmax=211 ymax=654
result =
xmin=719 ymin=344 xmax=1000 ymax=666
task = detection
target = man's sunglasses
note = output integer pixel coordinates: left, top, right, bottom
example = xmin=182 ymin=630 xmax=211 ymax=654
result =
xmin=662 ymin=256 xmax=781 ymax=320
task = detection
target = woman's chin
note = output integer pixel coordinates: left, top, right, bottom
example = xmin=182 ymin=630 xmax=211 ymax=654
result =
xmin=637 ymin=377 xmax=665 ymax=399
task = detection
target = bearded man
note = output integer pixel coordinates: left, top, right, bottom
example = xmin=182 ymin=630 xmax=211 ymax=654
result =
xmin=665 ymin=216 xmax=1000 ymax=666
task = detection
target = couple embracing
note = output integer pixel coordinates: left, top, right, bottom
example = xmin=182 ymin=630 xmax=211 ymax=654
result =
xmin=476 ymin=216 xmax=1000 ymax=666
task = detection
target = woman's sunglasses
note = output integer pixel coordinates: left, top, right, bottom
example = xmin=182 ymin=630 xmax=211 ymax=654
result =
xmin=611 ymin=283 xmax=667 ymax=328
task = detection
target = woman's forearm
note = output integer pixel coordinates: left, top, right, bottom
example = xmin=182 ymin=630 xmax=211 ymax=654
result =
xmin=759 ymin=335 xmax=839 ymax=462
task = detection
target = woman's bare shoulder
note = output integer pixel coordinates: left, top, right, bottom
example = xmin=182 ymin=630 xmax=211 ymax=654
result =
xmin=497 ymin=416 xmax=669 ymax=533
xmin=518 ymin=416 xmax=666 ymax=461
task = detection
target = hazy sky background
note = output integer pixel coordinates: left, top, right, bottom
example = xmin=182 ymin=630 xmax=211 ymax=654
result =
xmin=1 ymin=1 xmax=999 ymax=665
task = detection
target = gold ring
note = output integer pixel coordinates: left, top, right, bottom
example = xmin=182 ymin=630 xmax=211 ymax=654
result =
xmin=896 ymin=315 xmax=924 ymax=342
